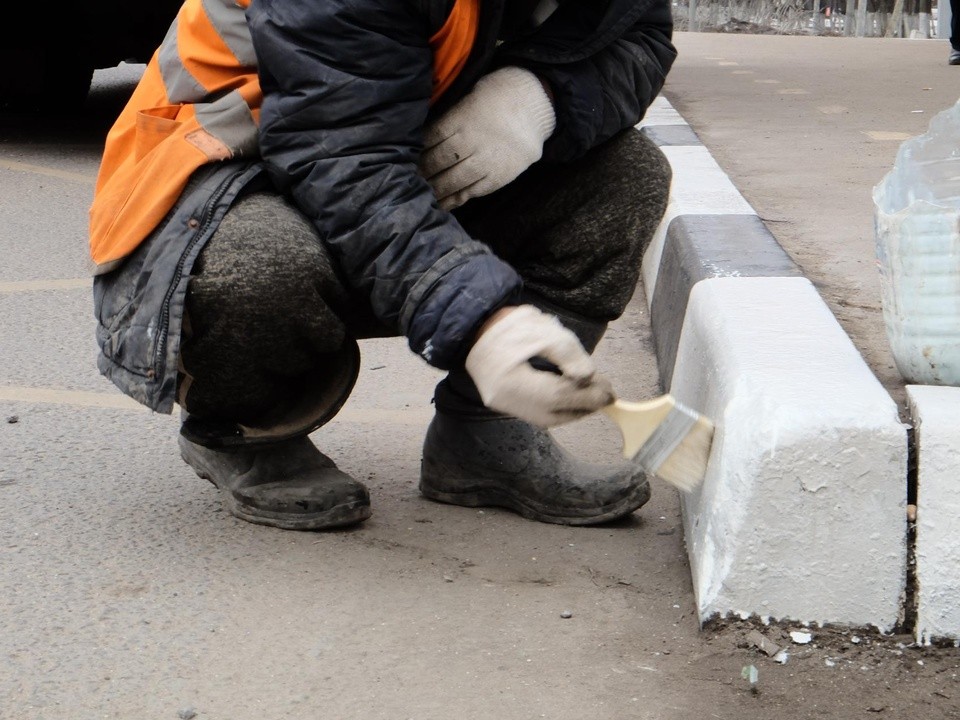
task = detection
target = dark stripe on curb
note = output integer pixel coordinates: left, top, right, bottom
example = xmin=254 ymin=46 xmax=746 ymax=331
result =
xmin=651 ymin=214 xmax=804 ymax=388
xmin=640 ymin=124 xmax=702 ymax=146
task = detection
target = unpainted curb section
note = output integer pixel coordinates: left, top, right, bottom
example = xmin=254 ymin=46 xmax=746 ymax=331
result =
xmin=906 ymin=386 xmax=960 ymax=645
xmin=636 ymin=97 xmax=908 ymax=631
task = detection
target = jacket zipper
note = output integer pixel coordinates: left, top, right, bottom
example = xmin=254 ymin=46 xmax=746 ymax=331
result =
xmin=152 ymin=175 xmax=234 ymax=380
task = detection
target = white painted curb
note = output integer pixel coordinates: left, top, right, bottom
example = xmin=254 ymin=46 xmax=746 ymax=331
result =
xmin=673 ymin=278 xmax=906 ymax=628
xmin=639 ymin=96 xmax=908 ymax=629
xmin=641 ymin=145 xmax=754 ymax=301
xmin=906 ymin=385 xmax=960 ymax=645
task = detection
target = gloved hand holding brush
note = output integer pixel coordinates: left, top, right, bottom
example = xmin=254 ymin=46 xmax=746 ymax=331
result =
xmin=465 ymin=305 xmax=614 ymax=427
xmin=467 ymin=304 xmax=715 ymax=492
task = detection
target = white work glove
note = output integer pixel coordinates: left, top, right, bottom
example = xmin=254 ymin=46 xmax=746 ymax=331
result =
xmin=465 ymin=305 xmax=614 ymax=428
xmin=421 ymin=66 xmax=557 ymax=211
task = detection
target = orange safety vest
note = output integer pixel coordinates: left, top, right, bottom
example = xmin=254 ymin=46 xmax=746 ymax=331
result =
xmin=89 ymin=0 xmax=479 ymax=271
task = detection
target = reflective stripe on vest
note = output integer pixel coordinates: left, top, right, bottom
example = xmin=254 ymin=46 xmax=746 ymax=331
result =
xmin=90 ymin=0 xmax=478 ymax=269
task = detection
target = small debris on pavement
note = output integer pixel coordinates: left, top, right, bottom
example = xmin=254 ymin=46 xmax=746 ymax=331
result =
xmin=741 ymin=664 xmax=759 ymax=694
xmin=560 ymin=610 xmax=573 ymax=619
xmin=6 ymin=416 xmax=18 ymax=424
xmin=747 ymin=629 xmax=781 ymax=657
xmin=773 ymin=650 xmax=789 ymax=665
xmin=790 ymin=630 xmax=813 ymax=645
xmin=442 ymin=575 xmax=454 ymax=583
xmin=825 ymin=658 xmax=837 ymax=667
xmin=178 ymin=708 xmax=197 ymax=720
xmin=851 ymin=635 xmax=862 ymax=644
xmin=907 ymin=504 xmax=917 ymax=522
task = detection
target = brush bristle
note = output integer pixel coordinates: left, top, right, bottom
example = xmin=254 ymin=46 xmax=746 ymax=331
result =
xmin=653 ymin=415 xmax=714 ymax=492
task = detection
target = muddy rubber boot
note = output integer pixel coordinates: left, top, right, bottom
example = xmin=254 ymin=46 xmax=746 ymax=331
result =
xmin=177 ymin=331 xmax=369 ymax=530
xmin=419 ymin=372 xmax=650 ymax=525
xmin=179 ymin=431 xmax=371 ymax=530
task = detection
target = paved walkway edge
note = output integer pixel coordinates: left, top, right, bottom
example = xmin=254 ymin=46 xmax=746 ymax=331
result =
xmin=637 ymin=96 xmax=908 ymax=630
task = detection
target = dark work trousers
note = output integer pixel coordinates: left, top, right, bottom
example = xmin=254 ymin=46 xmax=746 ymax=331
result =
xmin=179 ymin=129 xmax=672 ymax=428
xmin=953 ymin=0 xmax=960 ymax=50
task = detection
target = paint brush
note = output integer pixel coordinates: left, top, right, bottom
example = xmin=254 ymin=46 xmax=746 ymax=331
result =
xmin=602 ymin=395 xmax=714 ymax=492
xmin=527 ymin=357 xmax=714 ymax=490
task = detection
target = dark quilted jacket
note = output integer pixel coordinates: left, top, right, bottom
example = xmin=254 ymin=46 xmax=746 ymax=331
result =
xmin=93 ymin=0 xmax=675 ymax=413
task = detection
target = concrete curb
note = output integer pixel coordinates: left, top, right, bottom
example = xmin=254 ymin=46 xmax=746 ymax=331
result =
xmin=906 ymin=385 xmax=960 ymax=645
xmin=637 ymin=97 xmax=908 ymax=630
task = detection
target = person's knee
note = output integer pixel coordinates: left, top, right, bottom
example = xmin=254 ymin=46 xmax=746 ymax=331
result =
xmin=506 ymin=133 xmax=672 ymax=322
xmin=190 ymin=192 xmax=343 ymax=319
xmin=562 ymin=131 xmax=671 ymax=287
xmin=180 ymin=192 xmax=354 ymax=424
xmin=593 ymin=130 xmax=672 ymax=225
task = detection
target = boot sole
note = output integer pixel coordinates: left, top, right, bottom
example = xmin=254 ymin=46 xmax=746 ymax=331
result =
xmin=189 ymin=466 xmax=371 ymax=531
xmin=418 ymin=477 xmax=651 ymax=527
xmin=181 ymin=442 xmax=371 ymax=531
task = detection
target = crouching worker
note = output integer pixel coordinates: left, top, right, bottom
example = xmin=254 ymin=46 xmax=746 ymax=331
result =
xmin=90 ymin=0 xmax=676 ymax=530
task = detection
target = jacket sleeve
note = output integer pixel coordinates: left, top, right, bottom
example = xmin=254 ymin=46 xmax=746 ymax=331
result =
xmin=507 ymin=0 xmax=676 ymax=163
xmin=246 ymin=0 xmax=522 ymax=369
